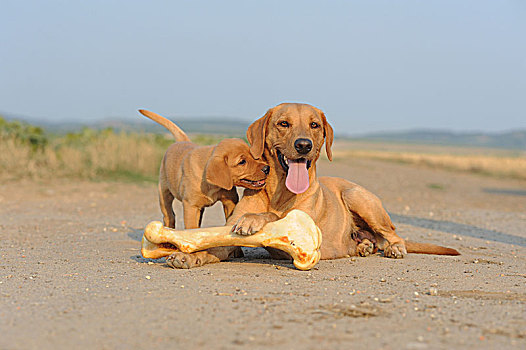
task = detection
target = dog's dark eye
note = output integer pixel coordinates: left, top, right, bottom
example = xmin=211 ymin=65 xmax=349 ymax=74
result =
xmin=278 ymin=121 xmax=290 ymax=128
xmin=238 ymin=159 xmax=246 ymax=166
xmin=310 ymin=122 xmax=320 ymax=129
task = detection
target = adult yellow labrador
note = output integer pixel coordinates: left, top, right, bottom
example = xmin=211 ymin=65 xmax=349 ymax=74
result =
xmin=166 ymin=103 xmax=459 ymax=268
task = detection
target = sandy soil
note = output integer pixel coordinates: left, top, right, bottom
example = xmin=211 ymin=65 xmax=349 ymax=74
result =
xmin=1 ymin=158 xmax=525 ymax=349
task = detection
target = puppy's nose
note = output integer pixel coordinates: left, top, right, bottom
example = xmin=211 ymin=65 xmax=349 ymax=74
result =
xmin=294 ymin=138 xmax=312 ymax=154
xmin=262 ymin=165 xmax=270 ymax=175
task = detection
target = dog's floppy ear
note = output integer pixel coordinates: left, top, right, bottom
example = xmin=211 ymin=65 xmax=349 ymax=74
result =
xmin=321 ymin=112 xmax=334 ymax=161
xmin=247 ymin=108 xmax=273 ymax=159
xmin=205 ymin=146 xmax=234 ymax=190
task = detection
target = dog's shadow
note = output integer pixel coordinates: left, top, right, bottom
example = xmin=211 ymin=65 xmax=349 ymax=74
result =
xmin=236 ymin=248 xmax=298 ymax=269
xmin=391 ymin=214 xmax=526 ymax=247
xmin=128 ymin=228 xmax=143 ymax=242
xmin=482 ymin=187 xmax=526 ymax=197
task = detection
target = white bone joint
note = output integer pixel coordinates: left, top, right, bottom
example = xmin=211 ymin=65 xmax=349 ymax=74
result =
xmin=141 ymin=209 xmax=322 ymax=270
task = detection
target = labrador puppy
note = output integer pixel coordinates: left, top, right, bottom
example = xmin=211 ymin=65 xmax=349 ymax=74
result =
xmin=139 ymin=109 xmax=269 ymax=229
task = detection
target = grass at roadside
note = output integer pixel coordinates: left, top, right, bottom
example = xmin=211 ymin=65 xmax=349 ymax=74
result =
xmin=332 ymin=140 xmax=526 ymax=180
xmin=0 ymin=117 xmax=225 ymax=182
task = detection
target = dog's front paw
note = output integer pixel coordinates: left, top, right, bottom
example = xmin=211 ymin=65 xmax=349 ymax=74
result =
xmin=232 ymin=213 xmax=278 ymax=236
xmin=384 ymin=242 xmax=407 ymax=259
xmin=166 ymin=252 xmax=204 ymax=269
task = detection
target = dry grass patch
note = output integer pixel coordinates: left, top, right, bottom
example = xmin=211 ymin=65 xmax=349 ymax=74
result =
xmin=332 ymin=140 xmax=526 ymax=180
xmin=0 ymin=131 xmax=166 ymax=181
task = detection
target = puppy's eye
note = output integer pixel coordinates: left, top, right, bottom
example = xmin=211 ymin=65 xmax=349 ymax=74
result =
xmin=238 ymin=159 xmax=246 ymax=166
xmin=278 ymin=121 xmax=290 ymax=128
xmin=310 ymin=122 xmax=320 ymax=129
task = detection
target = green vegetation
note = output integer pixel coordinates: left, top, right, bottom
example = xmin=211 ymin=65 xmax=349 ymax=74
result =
xmin=0 ymin=116 xmax=219 ymax=182
xmin=0 ymin=116 xmax=48 ymax=151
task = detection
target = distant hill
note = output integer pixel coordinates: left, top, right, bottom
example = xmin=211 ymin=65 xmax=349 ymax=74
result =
xmin=0 ymin=112 xmax=250 ymax=136
xmin=352 ymin=129 xmax=526 ymax=150
xmin=94 ymin=117 xmax=251 ymax=136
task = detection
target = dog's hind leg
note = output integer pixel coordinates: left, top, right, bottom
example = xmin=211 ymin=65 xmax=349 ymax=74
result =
xmin=342 ymin=187 xmax=407 ymax=258
xmin=352 ymin=229 xmax=378 ymax=257
xmin=159 ymin=183 xmax=176 ymax=228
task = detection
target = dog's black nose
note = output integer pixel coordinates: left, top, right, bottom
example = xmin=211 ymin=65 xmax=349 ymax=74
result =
xmin=262 ymin=165 xmax=270 ymax=175
xmin=294 ymin=138 xmax=312 ymax=154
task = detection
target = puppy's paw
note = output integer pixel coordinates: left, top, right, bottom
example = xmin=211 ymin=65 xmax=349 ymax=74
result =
xmin=357 ymin=238 xmax=376 ymax=257
xmin=384 ymin=242 xmax=407 ymax=259
xmin=166 ymin=252 xmax=204 ymax=269
xmin=232 ymin=213 xmax=277 ymax=236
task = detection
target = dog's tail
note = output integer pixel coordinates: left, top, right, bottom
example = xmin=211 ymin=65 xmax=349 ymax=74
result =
xmin=405 ymin=241 xmax=460 ymax=256
xmin=138 ymin=109 xmax=191 ymax=142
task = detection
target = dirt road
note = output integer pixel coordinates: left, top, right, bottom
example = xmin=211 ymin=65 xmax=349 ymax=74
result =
xmin=1 ymin=158 xmax=525 ymax=349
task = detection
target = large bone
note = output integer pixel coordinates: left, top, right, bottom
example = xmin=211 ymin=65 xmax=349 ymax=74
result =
xmin=141 ymin=210 xmax=322 ymax=270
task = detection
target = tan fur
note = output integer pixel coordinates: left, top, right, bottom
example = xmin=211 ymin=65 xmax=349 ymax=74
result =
xmin=138 ymin=109 xmax=269 ymax=230
xmin=165 ymin=103 xmax=459 ymax=268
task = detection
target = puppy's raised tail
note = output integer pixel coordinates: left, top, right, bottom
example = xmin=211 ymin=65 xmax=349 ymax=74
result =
xmin=138 ymin=109 xmax=191 ymax=142
xmin=405 ymin=241 xmax=460 ymax=256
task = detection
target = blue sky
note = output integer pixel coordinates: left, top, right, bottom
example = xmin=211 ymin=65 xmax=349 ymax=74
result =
xmin=1 ymin=0 xmax=525 ymax=134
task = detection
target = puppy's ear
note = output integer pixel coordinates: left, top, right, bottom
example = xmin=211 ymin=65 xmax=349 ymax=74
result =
xmin=321 ymin=112 xmax=334 ymax=161
xmin=247 ymin=108 xmax=273 ymax=159
xmin=205 ymin=147 xmax=234 ymax=190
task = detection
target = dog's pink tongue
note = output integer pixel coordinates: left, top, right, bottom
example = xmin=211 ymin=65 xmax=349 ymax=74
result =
xmin=286 ymin=160 xmax=309 ymax=194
